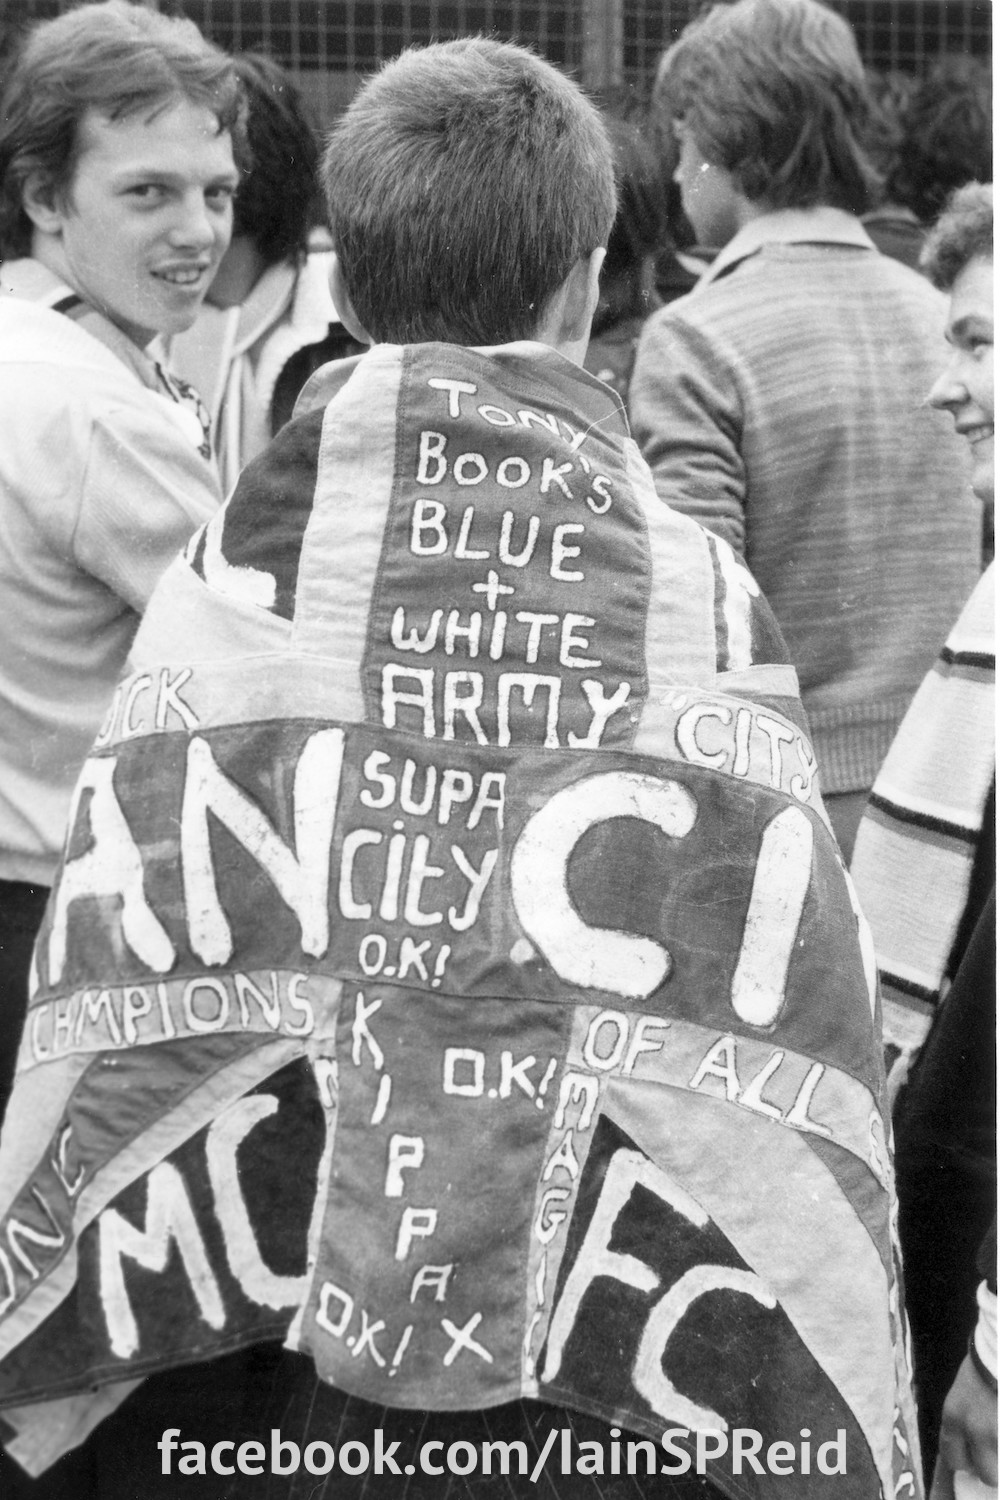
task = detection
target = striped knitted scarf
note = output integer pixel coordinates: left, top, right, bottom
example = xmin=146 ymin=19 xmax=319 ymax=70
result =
xmin=851 ymin=562 xmax=995 ymax=1079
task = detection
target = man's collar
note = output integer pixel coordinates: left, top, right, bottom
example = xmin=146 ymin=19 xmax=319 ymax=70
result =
xmin=0 ymin=256 xmax=76 ymax=305
xmin=700 ymin=207 xmax=875 ymax=287
xmin=227 ymin=257 xmax=298 ymax=355
xmin=1 ymin=256 xmax=169 ymax=395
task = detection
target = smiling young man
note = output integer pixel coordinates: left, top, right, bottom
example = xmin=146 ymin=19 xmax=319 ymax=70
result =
xmin=0 ymin=0 xmax=244 ymax=1129
xmin=23 ymin=97 xmax=239 ymax=350
xmin=927 ymin=205 xmax=994 ymax=517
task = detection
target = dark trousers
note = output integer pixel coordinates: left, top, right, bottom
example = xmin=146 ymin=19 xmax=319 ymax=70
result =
xmin=893 ymin=890 xmax=997 ymax=1481
xmin=1 ymin=1343 xmax=720 ymax=1499
xmin=0 ymin=879 xmax=49 ymax=1130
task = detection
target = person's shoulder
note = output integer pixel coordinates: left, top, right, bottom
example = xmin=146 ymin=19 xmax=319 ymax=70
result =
xmin=293 ymin=346 xmax=370 ymax=418
xmin=644 ymin=248 xmax=778 ymax=324
xmin=0 ymin=299 xmax=151 ymax=409
xmin=0 ymin=295 xmax=108 ymax=359
xmin=0 ymin=306 xmax=125 ymax=450
xmin=634 ymin=274 xmax=749 ymax=366
xmin=832 ymin=244 xmax=949 ymax=344
xmin=839 ymin=238 xmax=940 ymax=292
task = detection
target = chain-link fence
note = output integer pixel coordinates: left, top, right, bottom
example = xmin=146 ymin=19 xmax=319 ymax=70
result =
xmin=626 ymin=0 xmax=991 ymax=76
xmin=1 ymin=1 xmax=992 ymax=125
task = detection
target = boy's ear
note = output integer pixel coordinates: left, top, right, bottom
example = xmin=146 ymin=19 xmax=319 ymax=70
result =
xmin=538 ymin=246 xmax=606 ymax=362
xmin=21 ymin=170 xmax=66 ymax=236
xmin=330 ymin=254 xmax=373 ymax=346
xmin=569 ymin=245 xmax=606 ymax=341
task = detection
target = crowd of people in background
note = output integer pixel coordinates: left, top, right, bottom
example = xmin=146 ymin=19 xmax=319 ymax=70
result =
xmin=0 ymin=1 xmax=993 ymax=1497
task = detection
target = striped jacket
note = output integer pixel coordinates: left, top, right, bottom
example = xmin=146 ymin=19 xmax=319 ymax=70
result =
xmin=629 ymin=208 xmax=982 ymax=797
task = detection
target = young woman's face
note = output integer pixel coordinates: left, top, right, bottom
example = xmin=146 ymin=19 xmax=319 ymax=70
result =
xmin=929 ymin=255 xmax=995 ymax=507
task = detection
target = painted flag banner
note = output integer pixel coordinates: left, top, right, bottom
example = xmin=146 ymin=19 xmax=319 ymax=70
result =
xmin=0 ymin=343 xmax=919 ymax=1498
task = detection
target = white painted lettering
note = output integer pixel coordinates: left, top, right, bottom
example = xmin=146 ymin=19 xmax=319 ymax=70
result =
xmin=182 ymin=729 xmax=343 ymax=966
xmin=635 ymin=1265 xmax=776 ymax=1428
xmin=510 ymin=772 xmax=696 ymax=998
xmin=120 ymin=675 xmax=152 ymax=739
xmin=498 ymin=510 xmax=538 ymax=565
xmin=730 ymin=806 xmax=812 ymax=1028
xmin=516 ymin=611 xmax=559 ymax=665
xmin=543 ymin=1150 xmax=695 ymax=1381
xmin=550 ymin=523 xmax=584 ymax=581
xmin=351 ymin=991 xmax=384 ymax=1070
xmin=567 ymin=680 xmax=631 ymax=749
xmin=400 ymin=761 xmax=437 ymax=817
xmin=428 ymin=377 xmax=477 ymax=417
xmin=455 ymin=506 xmax=489 ymax=559
xmin=448 ymin=846 xmax=497 ymax=931
xmin=559 ymin=615 xmax=600 ymax=670
xmin=583 ymin=1011 xmax=630 ymax=1072
xmin=442 ymin=672 xmax=488 ymax=744
xmin=623 ymin=1017 xmax=670 ymax=1074
xmin=156 ymin=667 xmax=199 ymax=731
xmin=497 ymin=674 xmax=561 ymax=747
xmin=415 ymin=435 xmax=448 ymax=488
xmin=540 ymin=458 xmax=574 ymax=500
xmin=689 ymin=1037 xmax=740 ymax=1102
xmin=391 ymin=607 xmax=442 ymax=654
xmin=48 ymin=757 xmax=175 ymax=986
xmin=360 ymin=752 xmax=395 ymax=810
xmin=395 ymin=1207 xmax=438 ymax=1261
xmin=410 ymin=1264 xmax=453 ymax=1302
xmin=454 ymin=453 xmax=488 ymax=487
xmin=755 ymin=714 xmax=796 ymax=790
xmin=207 ymin=1095 xmax=305 ymax=1309
xmin=443 ymin=1048 xmax=484 ymax=1097
xmin=676 ymin=704 xmax=730 ymax=771
xmin=496 ymin=456 xmax=530 ymax=488
xmin=382 ymin=666 xmax=435 ymax=736
xmin=339 ymin=829 xmax=381 ymax=920
xmin=385 ymin=1135 xmax=425 ymax=1198
xmin=553 ymin=1073 xmax=599 ymax=1131
xmin=99 ymin=1161 xmax=224 ymax=1359
xmin=404 ymin=836 xmax=445 ymax=926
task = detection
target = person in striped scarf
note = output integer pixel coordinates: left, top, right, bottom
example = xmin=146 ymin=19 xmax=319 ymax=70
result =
xmin=851 ymin=182 xmax=995 ymax=1500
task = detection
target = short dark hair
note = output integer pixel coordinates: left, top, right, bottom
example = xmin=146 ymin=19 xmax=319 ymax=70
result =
xmin=602 ymin=114 xmax=668 ymax=283
xmin=863 ymin=66 xmax=918 ymax=185
xmin=887 ymin=56 xmax=992 ymax=225
xmin=322 ymin=36 xmax=616 ymax=346
xmin=655 ymin=0 xmax=879 ymax=215
xmin=0 ymin=0 xmax=247 ymax=259
xmin=921 ymin=182 xmax=993 ymax=291
xmin=231 ymin=53 xmax=319 ymax=265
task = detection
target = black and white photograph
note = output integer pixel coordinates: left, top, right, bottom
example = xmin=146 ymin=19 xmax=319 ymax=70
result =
xmin=0 ymin=1 xmax=993 ymax=1496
